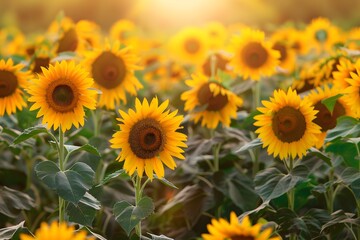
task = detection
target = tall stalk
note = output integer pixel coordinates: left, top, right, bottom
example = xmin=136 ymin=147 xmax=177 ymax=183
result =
xmin=58 ymin=126 xmax=65 ymax=223
xmin=134 ymin=175 xmax=142 ymax=238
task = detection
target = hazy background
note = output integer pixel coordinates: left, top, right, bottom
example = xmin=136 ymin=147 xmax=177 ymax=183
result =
xmin=1 ymin=0 xmax=359 ymax=33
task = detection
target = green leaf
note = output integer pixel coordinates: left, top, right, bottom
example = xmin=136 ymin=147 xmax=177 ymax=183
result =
xmin=326 ymin=141 xmax=358 ymax=168
xmin=0 ymin=221 xmax=32 ymax=240
xmin=35 ymin=161 xmax=60 ymax=189
xmin=307 ymin=147 xmax=332 ymax=166
xmin=81 ymin=227 xmax=107 ymax=240
xmin=326 ymin=116 xmax=360 ymax=142
xmin=321 ymin=210 xmax=360 ymax=233
xmin=235 ymin=138 xmax=262 ymax=153
xmin=55 ymin=162 xmax=94 ymax=204
xmin=12 ymin=126 xmax=50 ymax=144
xmin=321 ymin=94 xmax=343 ymax=113
xmin=337 ymin=167 xmax=360 ymax=185
xmin=0 ymin=187 xmax=35 ymax=218
xmin=97 ymin=169 xmax=127 ymax=186
xmin=64 ymin=144 xmax=101 ymax=157
xmin=79 ymin=192 xmax=101 ymax=210
xmin=147 ymin=233 xmax=174 ymax=240
xmin=67 ymin=202 xmax=96 ymax=226
xmin=154 ymin=175 xmax=178 ymax=189
xmin=113 ymin=197 xmax=154 ymax=236
xmin=254 ymin=165 xmax=308 ymax=201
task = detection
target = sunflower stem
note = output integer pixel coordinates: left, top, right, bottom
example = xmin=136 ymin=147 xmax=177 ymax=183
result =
xmin=252 ymin=79 xmax=261 ymax=111
xmin=134 ymin=175 xmax=142 ymax=238
xmin=286 ymin=157 xmax=297 ymax=240
xmin=326 ymin=167 xmax=335 ymax=214
xmin=213 ymin=143 xmax=221 ymax=172
xmin=58 ymin=127 xmax=66 ymax=223
xmin=91 ymin=108 xmax=101 ymax=137
xmin=210 ymin=54 xmax=217 ymax=81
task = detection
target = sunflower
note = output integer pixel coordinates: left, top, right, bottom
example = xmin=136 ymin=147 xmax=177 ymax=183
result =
xmin=229 ymin=28 xmax=280 ymax=80
xmin=0 ymin=27 xmax=26 ymax=57
xmin=109 ymin=19 xmax=137 ymax=46
xmin=292 ymin=62 xmax=319 ymax=94
xmin=168 ymin=27 xmax=209 ymax=65
xmin=333 ymin=58 xmax=356 ymax=90
xmin=270 ymin=29 xmax=297 ymax=72
xmin=305 ymin=85 xmax=353 ymax=148
xmin=151 ymin=61 xmax=188 ymax=92
xmin=82 ymin=41 xmax=142 ymax=109
xmin=110 ymin=97 xmax=187 ymax=180
xmin=76 ymin=20 xmax=103 ymax=51
xmin=30 ymin=46 xmax=55 ymax=74
xmin=20 ymin=221 xmax=94 ymax=240
xmin=343 ymin=70 xmax=360 ymax=117
xmin=254 ymin=88 xmax=321 ymax=160
xmin=305 ymin=17 xmax=342 ymax=54
xmin=287 ymin=28 xmax=309 ymax=56
xmin=199 ymin=52 xmax=231 ymax=78
xmin=202 ymin=212 xmax=281 ymax=240
xmin=181 ymin=74 xmax=243 ymax=129
xmin=347 ymin=27 xmax=360 ymax=50
xmin=0 ymin=59 xmax=31 ymax=116
xmin=204 ymin=21 xmax=228 ymax=50
xmin=27 ymin=61 xmax=97 ymax=132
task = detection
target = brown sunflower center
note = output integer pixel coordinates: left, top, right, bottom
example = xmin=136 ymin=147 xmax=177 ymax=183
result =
xmin=0 ymin=70 xmax=18 ymax=98
xmin=242 ymin=42 xmax=268 ymax=68
xmin=313 ymin=100 xmax=345 ymax=132
xmin=315 ymin=29 xmax=328 ymax=43
xmin=273 ymin=42 xmax=288 ymax=62
xmin=57 ymin=28 xmax=78 ymax=53
xmin=202 ymin=53 xmax=229 ymax=77
xmin=228 ymin=235 xmax=255 ymax=240
xmin=197 ymin=83 xmax=228 ymax=111
xmin=129 ymin=118 xmax=165 ymax=159
xmin=272 ymin=106 xmax=306 ymax=143
xmin=46 ymin=81 xmax=79 ymax=113
xmin=33 ymin=57 xmax=51 ymax=74
xmin=292 ymin=41 xmax=300 ymax=51
xmin=92 ymin=51 xmax=126 ymax=89
xmin=184 ymin=38 xmax=200 ymax=54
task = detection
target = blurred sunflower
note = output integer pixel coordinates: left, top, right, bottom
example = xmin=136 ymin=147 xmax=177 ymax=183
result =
xmin=229 ymin=28 xmax=280 ymax=80
xmin=27 ymin=61 xmax=97 ymax=132
xmin=110 ymin=19 xmax=137 ymax=45
xmin=30 ymin=46 xmax=55 ymax=74
xmin=202 ymin=212 xmax=280 ymax=240
xmin=270 ymin=29 xmax=297 ymax=72
xmin=292 ymin=62 xmax=319 ymax=94
xmin=82 ymin=41 xmax=142 ymax=109
xmin=305 ymin=17 xmax=342 ymax=54
xmin=333 ymin=58 xmax=356 ymax=90
xmin=0 ymin=27 xmax=26 ymax=57
xmin=347 ymin=27 xmax=360 ymax=50
xmin=110 ymin=97 xmax=187 ymax=180
xmin=305 ymin=85 xmax=353 ymax=148
xmin=0 ymin=59 xmax=31 ymax=116
xmin=287 ymin=28 xmax=309 ymax=56
xmin=169 ymin=27 xmax=209 ymax=65
xmin=254 ymin=88 xmax=321 ymax=160
xmin=203 ymin=21 xmax=228 ymax=50
xmin=20 ymin=221 xmax=94 ymax=240
xmin=199 ymin=52 xmax=231 ymax=78
xmin=76 ymin=20 xmax=103 ymax=51
xmin=181 ymin=74 xmax=243 ymax=129
xmin=154 ymin=61 xmax=187 ymax=92
xmin=343 ymin=70 xmax=360 ymax=117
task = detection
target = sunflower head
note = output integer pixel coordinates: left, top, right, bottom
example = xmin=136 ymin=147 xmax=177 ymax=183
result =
xmin=75 ymin=20 xmax=103 ymax=51
xmin=229 ymin=28 xmax=280 ymax=80
xmin=168 ymin=27 xmax=209 ymax=65
xmin=0 ymin=58 xmax=31 ymax=116
xmin=343 ymin=68 xmax=360 ymax=118
xmin=181 ymin=74 xmax=243 ymax=129
xmin=202 ymin=212 xmax=281 ymax=240
xmin=305 ymin=85 xmax=353 ymax=148
xmin=254 ymin=88 xmax=321 ymax=160
xmin=27 ymin=60 xmax=97 ymax=132
xmin=20 ymin=221 xmax=94 ymax=240
xmin=82 ymin=41 xmax=143 ymax=109
xmin=333 ymin=57 xmax=356 ymax=90
xmin=203 ymin=21 xmax=228 ymax=50
xmin=200 ymin=52 xmax=231 ymax=78
xmin=110 ymin=97 xmax=187 ymax=180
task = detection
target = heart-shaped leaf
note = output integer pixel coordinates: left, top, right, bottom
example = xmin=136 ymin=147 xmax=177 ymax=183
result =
xmin=35 ymin=161 xmax=60 ymax=189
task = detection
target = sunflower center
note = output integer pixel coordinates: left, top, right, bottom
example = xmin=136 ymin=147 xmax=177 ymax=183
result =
xmin=202 ymin=53 xmax=229 ymax=77
xmin=228 ymin=235 xmax=255 ymax=240
xmin=184 ymin=38 xmax=200 ymax=54
xmin=313 ymin=101 xmax=345 ymax=132
xmin=92 ymin=51 xmax=126 ymax=89
xmin=33 ymin=57 xmax=50 ymax=74
xmin=273 ymin=42 xmax=288 ymax=62
xmin=292 ymin=41 xmax=300 ymax=51
xmin=129 ymin=118 xmax=165 ymax=159
xmin=242 ymin=42 xmax=268 ymax=68
xmin=57 ymin=28 xmax=78 ymax=53
xmin=46 ymin=81 xmax=79 ymax=113
xmin=197 ymin=83 xmax=228 ymax=111
xmin=315 ymin=29 xmax=328 ymax=43
xmin=272 ymin=106 xmax=306 ymax=143
xmin=0 ymin=70 xmax=18 ymax=98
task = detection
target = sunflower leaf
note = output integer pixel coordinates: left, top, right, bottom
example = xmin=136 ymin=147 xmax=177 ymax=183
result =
xmin=67 ymin=202 xmax=97 ymax=226
xmin=0 ymin=221 xmax=33 ymax=240
xmin=154 ymin=175 xmax=178 ymax=189
xmin=97 ymin=169 xmax=127 ymax=186
xmin=12 ymin=126 xmax=52 ymax=145
xmin=235 ymin=138 xmax=262 ymax=153
xmin=147 ymin=233 xmax=174 ymax=240
xmin=64 ymin=144 xmax=101 ymax=158
xmin=326 ymin=116 xmax=360 ymax=142
xmin=113 ymin=197 xmax=154 ymax=236
xmin=321 ymin=94 xmax=343 ymax=113
xmin=35 ymin=161 xmax=60 ymax=189
xmin=0 ymin=187 xmax=35 ymax=218
xmin=308 ymin=148 xmax=332 ymax=166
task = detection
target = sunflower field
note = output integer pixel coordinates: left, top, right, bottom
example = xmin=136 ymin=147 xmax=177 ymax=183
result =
xmin=1 ymin=1 xmax=360 ymax=240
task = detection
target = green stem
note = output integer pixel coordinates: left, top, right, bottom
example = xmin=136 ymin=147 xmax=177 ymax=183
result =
xmin=326 ymin=168 xmax=335 ymax=214
xmin=286 ymin=157 xmax=296 ymax=240
xmin=252 ymin=80 xmax=261 ymax=111
xmin=213 ymin=143 xmax=221 ymax=172
xmin=58 ymin=127 xmax=65 ymax=223
xmin=353 ymin=141 xmax=360 ymax=240
xmin=134 ymin=175 xmax=142 ymax=238
xmin=210 ymin=54 xmax=217 ymax=81
xmin=91 ymin=109 xmax=102 ymax=137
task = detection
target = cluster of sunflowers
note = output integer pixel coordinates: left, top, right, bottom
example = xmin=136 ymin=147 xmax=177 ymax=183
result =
xmin=0 ymin=12 xmax=360 ymax=240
